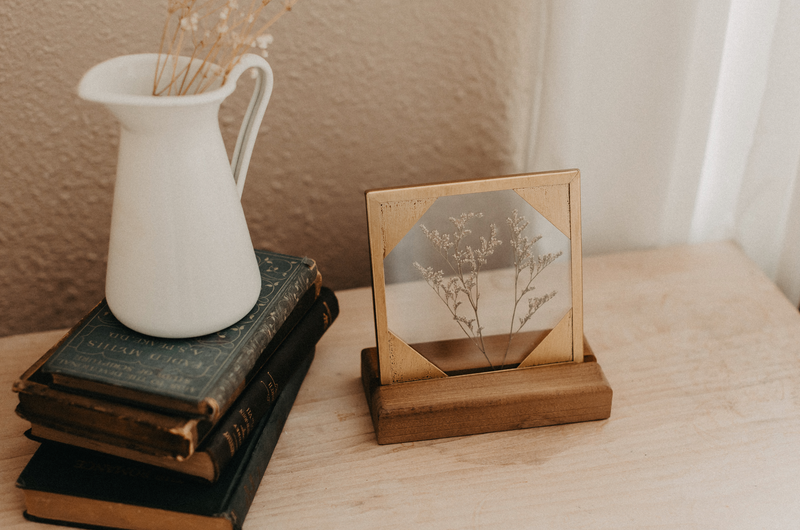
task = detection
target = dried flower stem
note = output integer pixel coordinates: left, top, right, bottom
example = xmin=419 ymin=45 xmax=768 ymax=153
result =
xmin=154 ymin=0 xmax=299 ymax=96
xmin=415 ymin=209 xmax=561 ymax=371
xmin=414 ymin=213 xmax=501 ymax=368
xmin=501 ymin=210 xmax=561 ymax=368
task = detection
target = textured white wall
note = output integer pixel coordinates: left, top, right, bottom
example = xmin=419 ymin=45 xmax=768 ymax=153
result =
xmin=0 ymin=0 xmax=542 ymax=336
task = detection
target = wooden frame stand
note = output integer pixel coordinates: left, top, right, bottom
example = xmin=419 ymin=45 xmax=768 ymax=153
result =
xmin=361 ymin=339 xmax=612 ymax=445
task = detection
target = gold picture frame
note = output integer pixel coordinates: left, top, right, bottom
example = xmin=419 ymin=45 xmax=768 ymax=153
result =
xmin=367 ymin=170 xmax=583 ymax=384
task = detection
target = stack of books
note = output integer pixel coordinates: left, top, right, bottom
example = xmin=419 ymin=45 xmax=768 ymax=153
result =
xmin=12 ymin=249 xmax=339 ymax=530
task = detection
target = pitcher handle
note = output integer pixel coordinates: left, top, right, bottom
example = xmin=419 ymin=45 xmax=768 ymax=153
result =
xmin=226 ymin=54 xmax=274 ymax=198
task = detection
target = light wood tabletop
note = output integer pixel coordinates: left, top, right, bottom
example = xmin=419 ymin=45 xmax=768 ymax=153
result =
xmin=2 ymin=241 xmax=799 ymax=529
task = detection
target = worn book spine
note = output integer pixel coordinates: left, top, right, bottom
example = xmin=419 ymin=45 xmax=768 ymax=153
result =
xmin=39 ymin=249 xmax=319 ymax=420
xmin=13 ymin=281 xmax=321 ymax=459
xmin=207 ymin=270 xmax=321 ymax=420
xmin=26 ymin=287 xmax=339 ymax=481
xmin=215 ymin=349 xmax=314 ymax=529
xmin=203 ymin=286 xmax=338 ymax=480
xmin=17 ymin=342 xmax=316 ymax=530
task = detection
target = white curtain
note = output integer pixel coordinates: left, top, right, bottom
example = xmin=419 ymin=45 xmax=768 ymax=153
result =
xmin=526 ymin=0 xmax=800 ymax=304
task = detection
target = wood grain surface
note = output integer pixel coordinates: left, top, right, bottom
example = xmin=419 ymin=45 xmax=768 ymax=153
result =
xmin=3 ymin=241 xmax=799 ymax=529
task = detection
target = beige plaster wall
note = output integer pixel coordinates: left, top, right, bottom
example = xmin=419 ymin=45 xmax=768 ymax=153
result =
xmin=0 ymin=0 xmax=542 ymax=336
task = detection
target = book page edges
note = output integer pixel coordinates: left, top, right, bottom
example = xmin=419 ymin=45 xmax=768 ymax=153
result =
xmin=22 ymin=491 xmax=232 ymax=530
xmin=28 ymin=424 xmax=216 ymax=481
xmin=45 ymin=374 xmax=220 ymax=419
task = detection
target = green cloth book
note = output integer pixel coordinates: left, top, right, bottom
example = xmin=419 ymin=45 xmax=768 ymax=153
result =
xmin=39 ymin=249 xmax=319 ymax=421
xmin=25 ymin=287 xmax=338 ymax=482
xmin=14 ymin=282 xmax=319 ymax=460
xmin=17 ymin=344 xmax=314 ymax=530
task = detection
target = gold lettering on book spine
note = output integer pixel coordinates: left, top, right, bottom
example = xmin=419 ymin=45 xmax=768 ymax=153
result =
xmin=259 ymin=373 xmax=278 ymax=401
xmin=222 ymin=406 xmax=256 ymax=457
xmin=223 ymin=431 xmax=236 ymax=455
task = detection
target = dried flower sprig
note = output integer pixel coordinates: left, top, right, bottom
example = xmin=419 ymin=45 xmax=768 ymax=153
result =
xmin=154 ymin=0 xmax=299 ymax=96
xmin=414 ymin=209 xmax=561 ymax=371
xmin=413 ymin=213 xmax=501 ymax=368
xmin=501 ymin=209 xmax=561 ymax=368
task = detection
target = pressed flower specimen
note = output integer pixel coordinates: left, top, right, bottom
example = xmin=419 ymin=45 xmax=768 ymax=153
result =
xmin=502 ymin=209 xmax=561 ymax=368
xmin=414 ymin=210 xmax=560 ymax=370
xmin=414 ymin=213 xmax=502 ymax=368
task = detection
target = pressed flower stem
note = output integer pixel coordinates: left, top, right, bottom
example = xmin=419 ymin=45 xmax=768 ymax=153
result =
xmin=500 ymin=210 xmax=561 ymax=368
xmin=416 ymin=214 xmax=500 ymax=370
xmin=417 ymin=210 xmax=559 ymax=372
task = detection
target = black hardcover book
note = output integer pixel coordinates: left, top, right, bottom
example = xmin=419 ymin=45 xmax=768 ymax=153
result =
xmin=17 ymin=342 xmax=316 ymax=530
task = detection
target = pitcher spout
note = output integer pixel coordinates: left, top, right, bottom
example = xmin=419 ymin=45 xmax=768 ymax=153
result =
xmin=78 ymin=54 xmax=231 ymax=105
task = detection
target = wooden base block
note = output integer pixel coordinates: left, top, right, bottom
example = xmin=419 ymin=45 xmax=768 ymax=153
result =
xmin=361 ymin=339 xmax=612 ymax=444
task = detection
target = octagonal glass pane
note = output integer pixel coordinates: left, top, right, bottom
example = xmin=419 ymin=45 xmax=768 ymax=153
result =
xmin=383 ymin=188 xmax=571 ymax=375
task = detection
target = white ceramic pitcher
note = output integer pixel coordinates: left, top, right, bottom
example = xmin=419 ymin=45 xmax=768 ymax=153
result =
xmin=78 ymin=53 xmax=273 ymax=338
